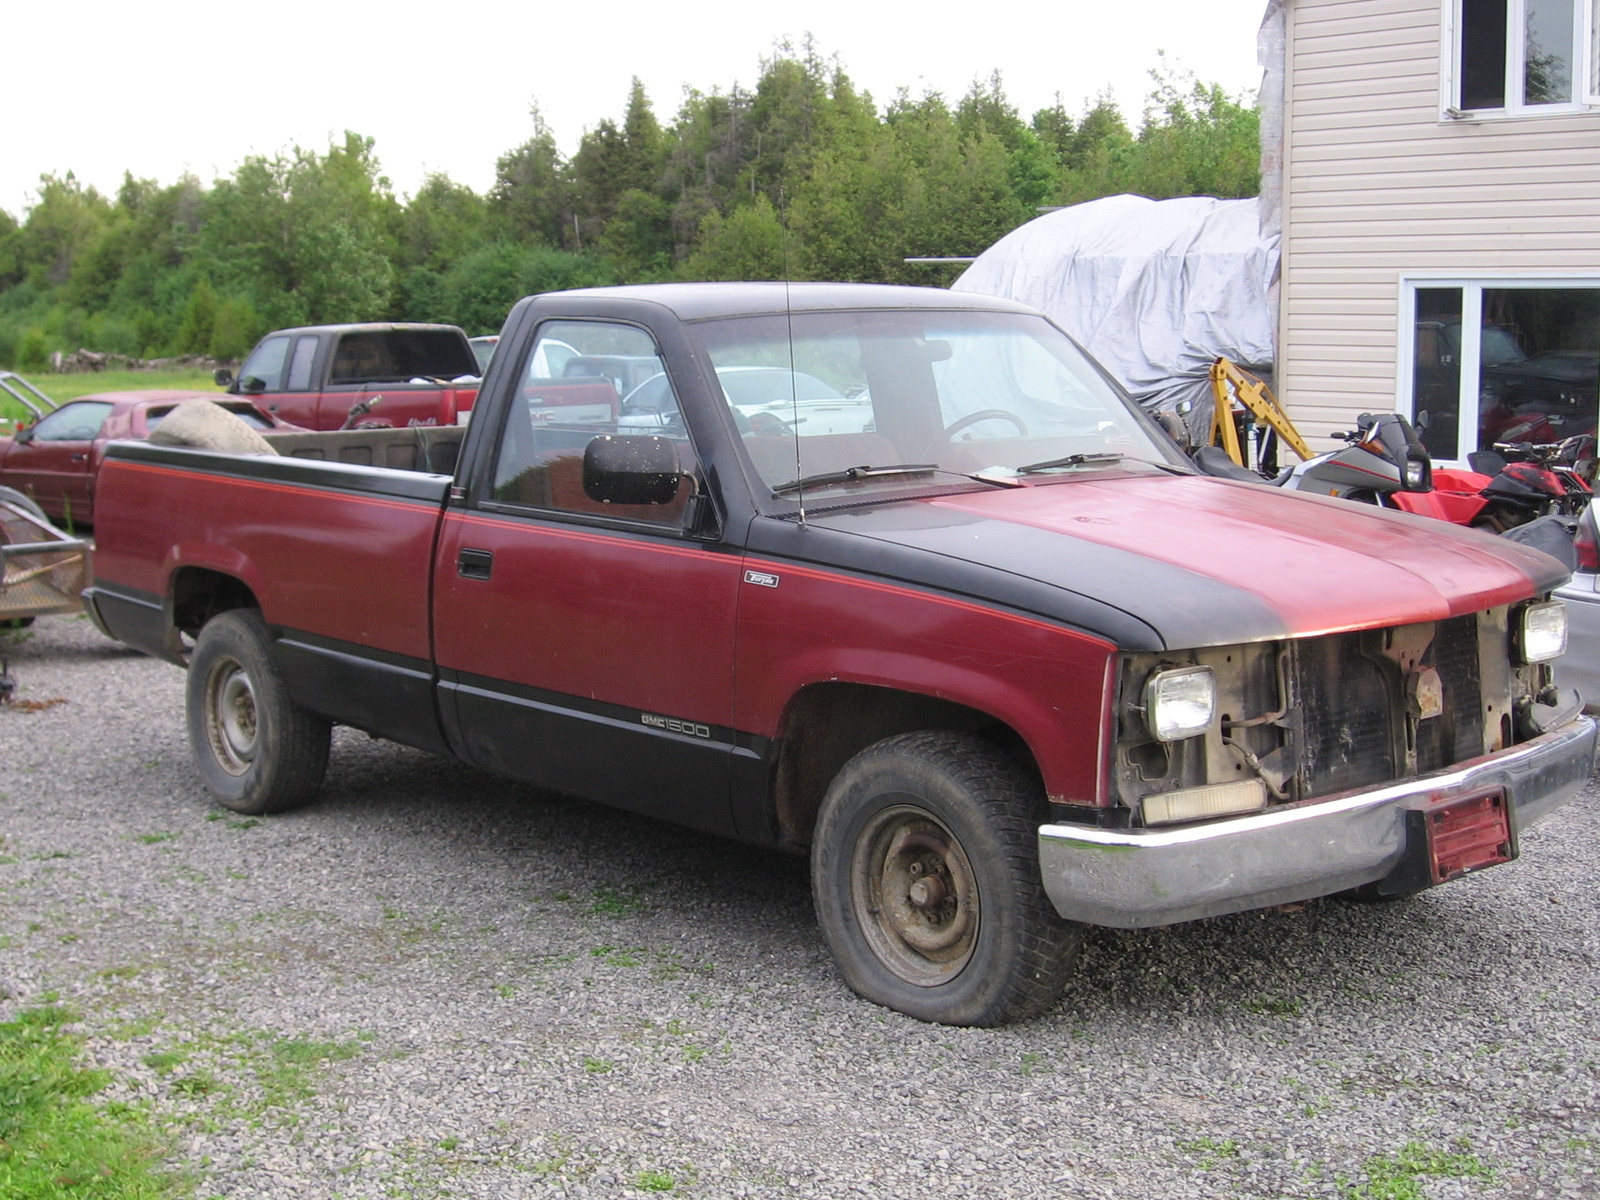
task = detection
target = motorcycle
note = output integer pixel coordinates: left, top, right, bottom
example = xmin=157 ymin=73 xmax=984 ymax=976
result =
xmin=1193 ymin=412 xmax=1593 ymax=534
xmin=1192 ymin=411 xmax=1436 ymax=506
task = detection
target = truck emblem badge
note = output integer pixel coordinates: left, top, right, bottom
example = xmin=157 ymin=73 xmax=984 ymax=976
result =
xmin=641 ymin=713 xmax=712 ymax=739
xmin=743 ymin=570 xmax=780 ymax=588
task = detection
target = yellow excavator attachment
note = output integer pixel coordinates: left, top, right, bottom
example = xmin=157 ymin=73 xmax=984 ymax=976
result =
xmin=1208 ymin=358 xmax=1313 ymax=467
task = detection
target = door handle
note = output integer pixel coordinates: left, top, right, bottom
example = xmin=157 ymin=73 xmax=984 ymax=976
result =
xmin=457 ymin=548 xmax=494 ymax=580
xmin=70 ymin=454 xmax=87 ymax=462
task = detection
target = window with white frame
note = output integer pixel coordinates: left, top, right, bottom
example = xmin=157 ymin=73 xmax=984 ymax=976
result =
xmin=1404 ymin=279 xmax=1600 ymax=463
xmin=1453 ymin=0 xmax=1600 ymax=112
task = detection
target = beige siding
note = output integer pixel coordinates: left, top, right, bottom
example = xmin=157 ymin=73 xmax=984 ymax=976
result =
xmin=1281 ymin=0 xmax=1600 ymax=442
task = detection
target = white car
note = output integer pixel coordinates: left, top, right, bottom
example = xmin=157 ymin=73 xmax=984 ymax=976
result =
xmin=620 ymin=366 xmax=873 ymax=436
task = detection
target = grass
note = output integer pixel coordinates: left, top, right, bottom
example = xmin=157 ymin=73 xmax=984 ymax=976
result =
xmin=1339 ymin=1141 xmax=1491 ymax=1200
xmin=0 ymin=1003 xmax=189 ymax=1198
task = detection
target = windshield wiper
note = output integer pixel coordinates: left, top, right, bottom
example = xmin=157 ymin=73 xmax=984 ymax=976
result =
xmin=1011 ymin=451 xmax=1126 ymax=475
xmin=770 ymin=464 xmax=940 ymax=495
xmin=771 ymin=462 xmax=1031 ymax=496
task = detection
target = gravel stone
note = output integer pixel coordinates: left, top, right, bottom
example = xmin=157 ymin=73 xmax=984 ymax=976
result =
xmin=1 ymin=613 xmax=1596 ymax=1198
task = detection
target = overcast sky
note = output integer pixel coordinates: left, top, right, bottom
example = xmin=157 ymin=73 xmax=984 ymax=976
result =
xmin=5 ymin=0 xmax=1270 ymax=218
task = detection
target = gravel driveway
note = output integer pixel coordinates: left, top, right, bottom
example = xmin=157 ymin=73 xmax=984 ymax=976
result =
xmin=1 ymin=613 xmax=1597 ymax=1199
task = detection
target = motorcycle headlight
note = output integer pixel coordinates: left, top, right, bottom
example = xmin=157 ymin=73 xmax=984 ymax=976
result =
xmin=1143 ymin=666 xmax=1217 ymax=741
xmin=1515 ymin=600 xmax=1568 ymax=664
xmin=1403 ymin=458 xmax=1429 ymax=490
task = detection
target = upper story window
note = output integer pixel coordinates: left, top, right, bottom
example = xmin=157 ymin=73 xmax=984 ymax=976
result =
xmin=1454 ymin=0 xmax=1600 ymax=113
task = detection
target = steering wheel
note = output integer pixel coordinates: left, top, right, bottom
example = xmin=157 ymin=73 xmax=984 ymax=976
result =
xmin=933 ymin=409 xmax=1029 ymax=451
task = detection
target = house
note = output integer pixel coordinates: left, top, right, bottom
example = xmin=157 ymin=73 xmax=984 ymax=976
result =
xmin=1267 ymin=0 xmax=1600 ymax=465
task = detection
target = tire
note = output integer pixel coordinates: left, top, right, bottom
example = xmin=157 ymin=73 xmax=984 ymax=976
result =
xmin=185 ymin=609 xmax=331 ymax=814
xmin=811 ymin=731 xmax=1083 ymax=1026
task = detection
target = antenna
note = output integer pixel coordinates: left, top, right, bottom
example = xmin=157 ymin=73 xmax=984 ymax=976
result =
xmin=779 ymin=187 xmax=804 ymax=524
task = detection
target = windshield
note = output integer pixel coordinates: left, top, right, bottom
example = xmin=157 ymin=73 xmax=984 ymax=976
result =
xmin=696 ymin=309 xmax=1181 ymax=501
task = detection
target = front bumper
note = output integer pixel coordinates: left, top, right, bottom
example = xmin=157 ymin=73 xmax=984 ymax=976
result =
xmin=1038 ymin=716 xmax=1597 ymax=929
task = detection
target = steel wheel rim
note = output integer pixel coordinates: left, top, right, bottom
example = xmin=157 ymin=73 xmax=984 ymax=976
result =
xmin=850 ymin=803 xmax=979 ymax=987
xmin=205 ymin=656 xmax=258 ymax=776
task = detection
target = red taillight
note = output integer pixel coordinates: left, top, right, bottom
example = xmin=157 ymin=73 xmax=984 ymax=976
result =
xmin=1575 ymin=513 xmax=1599 ymax=571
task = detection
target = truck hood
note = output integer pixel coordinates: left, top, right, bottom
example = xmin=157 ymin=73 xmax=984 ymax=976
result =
xmin=809 ymin=471 xmax=1567 ymax=649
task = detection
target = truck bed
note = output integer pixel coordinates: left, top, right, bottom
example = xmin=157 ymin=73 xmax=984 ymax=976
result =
xmin=91 ymin=438 xmax=453 ymax=751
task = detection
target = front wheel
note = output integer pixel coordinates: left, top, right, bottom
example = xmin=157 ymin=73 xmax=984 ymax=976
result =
xmin=186 ymin=610 xmax=331 ymax=814
xmin=811 ymin=731 xmax=1083 ymax=1026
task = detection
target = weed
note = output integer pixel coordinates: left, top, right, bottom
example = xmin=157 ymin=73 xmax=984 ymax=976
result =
xmin=583 ymin=1057 xmax=614 ymax=1074
xmin=171 ymin=1071 xmax=220 ymax=1096
xmin=437 ymin=1136 xmax=460 ymax=1151
xmin=1019 ymin=1051 xmax=1050 ymax=1077
xmin=256 ymin=1036 xmax=365 ymax=1108
xmin=591 ymin=945 xmax=646 ymax=968
xmin=588 ymin=882 xmax=648 ymax=916
xmin=137 ymin=832 xmax=180 ymax=845
xmin=683 ymin=1044 xmax=707 ymax=1063
xmin=27 ymin=850 xmax=73 ymax=861
xmin=1180 ymin=1136 xmax=1242 ymax=1169
xmin=1244 ymin=995 xmax=1302 ymax=1017
xmin=204 ymin=811 xmax=258 ymax=830
xmin=636 ymin=1168 xmax=676 ymax=1191
xmin=96 ymin=965 xmax=141 ymax=981
xmin=495 ymin=984 xmax=516 ymax=999
xmin=1339 ymin=1140 xmax=1491 ymax=1200
xmin=142 ymin=1049 xmax=190 ymax=1073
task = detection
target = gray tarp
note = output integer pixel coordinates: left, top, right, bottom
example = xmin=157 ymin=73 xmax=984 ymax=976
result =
xmin=951 ymin=194 xmax=1280 ymax=437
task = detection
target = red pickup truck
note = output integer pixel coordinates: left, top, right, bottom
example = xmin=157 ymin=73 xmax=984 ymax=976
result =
xmin=86 ymin=283 xmax=1596 ymax=1026
xmin=216 ymin=322 xmax=481 ymax=429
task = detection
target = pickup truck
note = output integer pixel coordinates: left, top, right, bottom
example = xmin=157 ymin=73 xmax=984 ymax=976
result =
xmin=86 ymin=283 xmax=1597 ymax=1027
xmin=215 ymin=322 xmax=482 ymax=429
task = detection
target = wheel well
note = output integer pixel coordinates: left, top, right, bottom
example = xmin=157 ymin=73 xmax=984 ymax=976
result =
xmin=171 ymin=568 xmax=259 ymax=636
xmin=772 ymin=682 xmax=1041 ymax=851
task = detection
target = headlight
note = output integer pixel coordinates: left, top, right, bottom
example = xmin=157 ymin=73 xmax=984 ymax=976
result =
xmin=1403 ymin=458 xmax=1429 ymax=490
xmin=1143 ymin=666 xmax=1217 ymax=741
xmin=1516 ymin=600 xmax=1567 ymax=663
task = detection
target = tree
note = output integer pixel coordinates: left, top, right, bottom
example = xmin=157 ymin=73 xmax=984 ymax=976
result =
xmin=682 ymin=194 xmax=787 ymax=280
xmin=490 ymin=104 xmax=570 ymax=246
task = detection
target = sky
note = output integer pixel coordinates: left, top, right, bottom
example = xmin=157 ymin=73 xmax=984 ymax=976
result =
xmin=4 ymin=0 xmax=1270 ymax=218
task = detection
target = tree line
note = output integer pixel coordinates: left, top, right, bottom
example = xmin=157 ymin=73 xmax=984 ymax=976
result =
xmin=0 ymin=46 xmax=1258 ymax=368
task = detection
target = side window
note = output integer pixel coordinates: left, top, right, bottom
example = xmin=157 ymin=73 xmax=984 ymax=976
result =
xmin=330 ymin=334 xmax=390 ymax=383
xmin=286 ymin=335 xmax=319 ymax=390
xmin=489 ymin=321 xmax=697 ymax=527
xmin=32 ymin=401 xmax=114 ymax=442
xmin=239 ymin=335 xmax=291 ymax=391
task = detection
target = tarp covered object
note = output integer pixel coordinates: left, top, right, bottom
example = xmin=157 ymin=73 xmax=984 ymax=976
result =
xmin=951 ymin=194 xmax=1279 ymax=436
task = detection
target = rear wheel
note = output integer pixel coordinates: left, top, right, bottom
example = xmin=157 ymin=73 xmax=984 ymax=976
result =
xmin=186 ymin=610 xmax=330 ymax=814
xmin=811 ymin=731 xmax=1082 ymax=1026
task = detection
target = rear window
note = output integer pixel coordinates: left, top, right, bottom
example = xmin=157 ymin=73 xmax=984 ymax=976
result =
xmin=146 ymin=405 xmax=272 ymax=431
xmin=329 ymin=331 xmax=477 ymax=383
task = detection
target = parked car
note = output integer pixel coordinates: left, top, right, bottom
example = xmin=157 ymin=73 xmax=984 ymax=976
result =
xmin=0 ymin=391 xmax=294 ymax=527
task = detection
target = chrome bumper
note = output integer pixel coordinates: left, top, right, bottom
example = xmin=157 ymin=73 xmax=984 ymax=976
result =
xmin=1038 ymin=717 xmax=1597 ymax=929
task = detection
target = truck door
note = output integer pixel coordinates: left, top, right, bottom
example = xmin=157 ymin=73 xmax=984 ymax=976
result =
xmin=235 ymin=333 xmax=323 ymax=427
xmin=432 ymin=320 xmax=743 ymax=836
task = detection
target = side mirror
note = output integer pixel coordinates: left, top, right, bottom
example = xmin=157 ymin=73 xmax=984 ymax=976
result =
xmin=13 ymin=425 xmax=35 ymax=445
xmin=238 ymin=376 xmax=266 ymax=395
xmin=213 ymin=367 xmax=234 ymax=387
xmin=583 ymin=435 xmax=682 ymax=505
